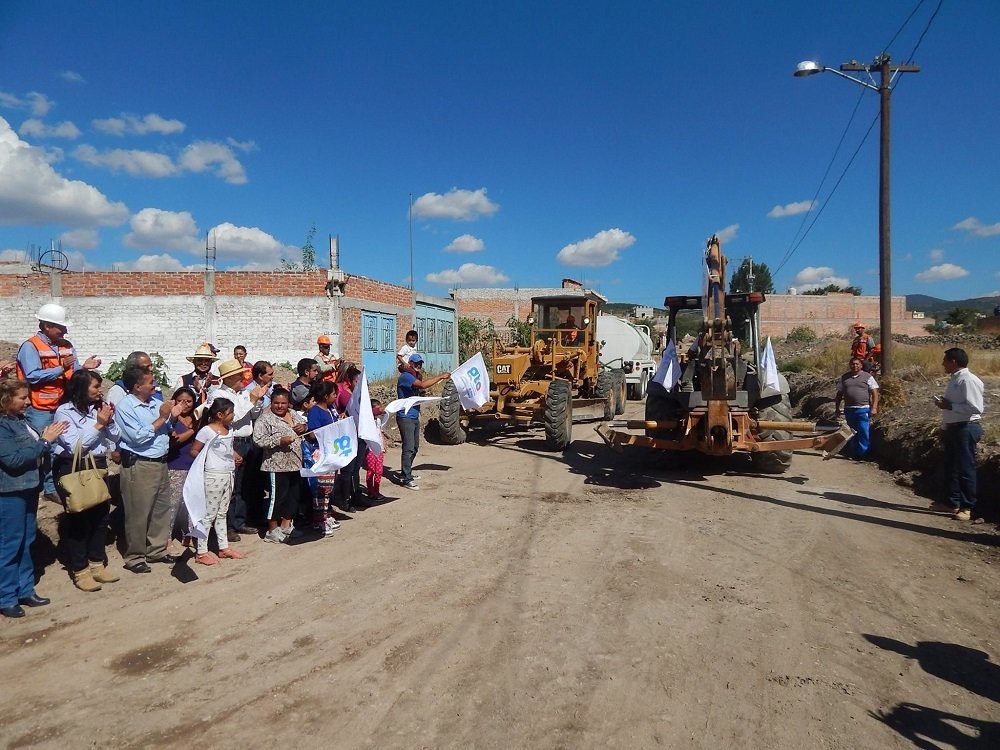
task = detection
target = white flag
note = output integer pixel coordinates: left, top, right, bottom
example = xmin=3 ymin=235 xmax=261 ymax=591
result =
xmin=450 ymin=352 xmax=490 ymax=410
xmin=181 ymin=434 xmax=215 ymax=540
xmin=301 ymin=419 xmax=358 ymax=477
xmin=760 ymin=337 xmax=780 ymax=393
xmin=651 ymin=340 xmax=681 ymax=390
xmin=347 ymin=367 xmax=384 ymax=456
xmin=384 ymin=396 xmax=441 ymax=416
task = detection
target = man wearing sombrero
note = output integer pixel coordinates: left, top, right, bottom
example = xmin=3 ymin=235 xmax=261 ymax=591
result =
xmin=175 ymin=343 xmax=221 ymax=405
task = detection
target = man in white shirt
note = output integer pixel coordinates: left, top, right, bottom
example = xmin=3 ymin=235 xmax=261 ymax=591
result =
xmin=932 ymin=348 xmax=985 ymax=521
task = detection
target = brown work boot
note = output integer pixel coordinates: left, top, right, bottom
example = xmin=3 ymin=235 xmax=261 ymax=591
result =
xmin=72 ymin=567 xmax=102 ymax=592
xmin=90 ymin=562 xmax=120 ymax=583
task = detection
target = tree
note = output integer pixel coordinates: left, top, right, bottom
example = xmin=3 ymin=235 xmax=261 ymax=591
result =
xmin=279 ymin=223 xmax=318 ymax=271
xmin=945 ymin=307 xmax=981 ymax=331
xmin=728 ymin=259 xmax=774 ymax=294
xmin=801 ymin=284 xmax=863 ymax=296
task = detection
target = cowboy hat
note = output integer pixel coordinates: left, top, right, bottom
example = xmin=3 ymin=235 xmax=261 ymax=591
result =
xmin=186 ymin=342 xmax=220 ymax=362
xmin=217 ymin=358 xmax=244 ymax=380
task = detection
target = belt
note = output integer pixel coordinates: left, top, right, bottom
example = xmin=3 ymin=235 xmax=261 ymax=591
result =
xmin=55 ymin=454 xmax=109 ymax=469
xmin=122 ymin=451 xmax=168 ymax=463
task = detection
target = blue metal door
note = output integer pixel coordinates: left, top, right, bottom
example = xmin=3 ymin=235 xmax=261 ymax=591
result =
xmin=414 ymin=302 xmax=457 ymax=374
xmin=361 ymin=312 xmax=397 ymax=380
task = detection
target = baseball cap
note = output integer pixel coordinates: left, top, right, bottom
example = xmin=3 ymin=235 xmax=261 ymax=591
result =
xmin=410 ymin=353 xmax=424 ymax=364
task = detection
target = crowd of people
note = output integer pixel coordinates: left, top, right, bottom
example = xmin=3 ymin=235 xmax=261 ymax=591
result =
xmin=0 ymin=303 xmax=451 ymax=618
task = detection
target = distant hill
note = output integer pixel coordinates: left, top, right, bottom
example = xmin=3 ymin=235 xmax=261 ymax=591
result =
xmin=906 ymin=294 xmax=1000 ymax=317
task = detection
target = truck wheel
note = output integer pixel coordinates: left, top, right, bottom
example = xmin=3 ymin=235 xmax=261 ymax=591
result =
xmin=613 ymin=371 xmax=627 ymax=416
xmin=438 ymin=379 xmax=467 ymax=445
xmin=644 ymin=382 xmax=681 ymax=466
xmin=750 ymin=394 xmax=794 ymax=474
xmin=637 ymin=370 xmax=648 ymax=400
xmin=544 ymin=379 xmax=573 ymax=450
xmin=596 ymin=371 xmax=615 ymax=420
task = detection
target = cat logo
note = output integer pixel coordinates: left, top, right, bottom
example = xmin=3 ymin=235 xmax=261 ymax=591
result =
xmin=495 ymin=364 xmax=512 ymax=375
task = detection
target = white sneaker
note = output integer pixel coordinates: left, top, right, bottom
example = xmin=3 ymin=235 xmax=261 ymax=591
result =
xmin=411 ymin=473 xmax=422 ymax=480
xmin=324 ymin=517 xmax=341 ymax=535
xmin=402 ymin=480 xmax=420 ymax=491
xmin=263 ymin=528 xmax=285 ymax=544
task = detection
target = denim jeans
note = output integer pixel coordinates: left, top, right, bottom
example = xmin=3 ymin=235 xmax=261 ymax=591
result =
xmin=25 ymin=406 xmax=55 ymax=494
xmin=0 ymin=488 xmax=40 ymax=607
xmin=396 ymin=416 xmax=420 ymax=482
xmin=943 ymin=421 xmax=982 ymax=510
xmin=844 ymin=407 xmax=871 ymax=458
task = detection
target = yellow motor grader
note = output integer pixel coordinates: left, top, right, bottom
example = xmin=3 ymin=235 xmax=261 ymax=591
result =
xmin=439 ymin=292 xmax=626 ymax=450
xmin=595 ymin=235 xmax=849 ymax=472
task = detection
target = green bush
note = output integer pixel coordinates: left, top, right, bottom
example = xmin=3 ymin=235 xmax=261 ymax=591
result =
xmin=785 ymin=325 xmax=817 ymax=344
xmin=103 ymin=352 xmax=170 ymax=388
xmin=779 ymin=359 xmax=807 ymax=373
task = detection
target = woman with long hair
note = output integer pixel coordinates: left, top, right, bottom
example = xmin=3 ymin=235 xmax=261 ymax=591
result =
xmin=166 ymin=386 xmax=197 ymax=551
xmin=52 ymin=370 xmax=121 ymax=592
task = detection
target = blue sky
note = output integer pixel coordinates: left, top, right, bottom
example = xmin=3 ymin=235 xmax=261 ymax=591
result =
xmin=1 ymin=1 xmax=997 ymax=305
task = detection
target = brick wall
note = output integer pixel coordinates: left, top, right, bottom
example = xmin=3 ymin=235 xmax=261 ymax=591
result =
xmin=454 ymin=287 xmax=928 ymax=338
xmin=0 ymin=266 xmax=420 ymax=381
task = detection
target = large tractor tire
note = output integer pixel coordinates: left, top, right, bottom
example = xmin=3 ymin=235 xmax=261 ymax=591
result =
xmin=643 ymin=382 xmax=682 ymax=467
xmin=438 ymin=379 xmax=467 ymax=445
xmin=596 ymin=371 xmax=615 ymax=420
xmin=544 ymin=379 xmax=573 ymax=451
xmin=613 ymin=371 xmax=627 ymax=415
xmin=750 ymin=388 xmax=794 ymax=474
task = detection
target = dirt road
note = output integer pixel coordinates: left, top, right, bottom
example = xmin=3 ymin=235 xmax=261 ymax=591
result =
xmin=2 ymin=403 xmax=998 ymax=749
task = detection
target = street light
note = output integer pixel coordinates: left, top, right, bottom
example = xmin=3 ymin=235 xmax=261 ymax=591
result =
xmin=794 ymin=54 xmax=919 ymax=378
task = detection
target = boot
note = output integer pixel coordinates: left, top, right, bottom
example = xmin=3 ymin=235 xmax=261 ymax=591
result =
xmin=90 ymin=562 xmax=120 ymax=583
xmin=72 ymin=567 xmax=102 ymax=592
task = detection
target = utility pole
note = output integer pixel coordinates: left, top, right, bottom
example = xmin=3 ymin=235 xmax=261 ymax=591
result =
xmin=795 ymin=54 xmax=920 ymax=377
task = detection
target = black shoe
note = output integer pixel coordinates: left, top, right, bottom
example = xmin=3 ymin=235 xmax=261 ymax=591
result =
xmin=124 ymin=561 xmax=152 ymax=574
xmin=227 ymin=530 xmax=241 ymax=543
xmin=1 ymin=604 xmax=25 ymax=618
xmin=18 ymin=594 xmax=50 ymax=607
xmin=236 ymin=526 xmax=258 ymax=535
xmin=149 ymin=554 xmax=179 ymax=564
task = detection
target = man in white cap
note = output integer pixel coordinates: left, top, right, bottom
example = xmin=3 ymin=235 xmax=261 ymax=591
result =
xmin=16 ymin=302 xmax=101 ymax=499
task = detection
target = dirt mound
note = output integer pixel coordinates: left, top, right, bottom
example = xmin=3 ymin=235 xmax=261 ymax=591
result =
xmin=786 ymin=362 xmax=999 ymax=521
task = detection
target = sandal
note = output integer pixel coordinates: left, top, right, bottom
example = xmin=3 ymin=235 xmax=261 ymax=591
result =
xmin=218 ymin=548 xmax=245 ymax=560
xmin=194 ymin=552 xmax=219 ymax=566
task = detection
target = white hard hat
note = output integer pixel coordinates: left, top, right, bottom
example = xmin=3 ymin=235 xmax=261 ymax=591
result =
xmin=35 ymin=302 xmax=71 ymax=327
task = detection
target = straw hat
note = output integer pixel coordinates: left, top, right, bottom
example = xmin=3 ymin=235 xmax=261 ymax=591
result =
xmin=217 ymin=358 xmax=244 ymax=380
xmin=186 ymin=342 xmax=220 ymax=362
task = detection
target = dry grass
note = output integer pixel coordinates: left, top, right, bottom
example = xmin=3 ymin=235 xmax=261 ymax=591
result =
xmin=790 ymin=341 xmax=1000 ymax=379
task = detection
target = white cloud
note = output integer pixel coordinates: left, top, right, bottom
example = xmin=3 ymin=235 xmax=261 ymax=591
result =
xmin=0 ymin=91 xmax=54 ymax=116
xmin=915 ymin=263 xmax=969 ymax=283
xmin=952 ymin=216 xmax=1000 ymax=238
xmin=226 ymin=137 xmax=257 ymax=153
xmin=411 ymin=188 xmax=499 ymax=221
xmin=18 ymin=119 xmax=81 ymax=139
xmin=209 ymin=222 xmax=297 ymax=263
xmin=426 ymin=263 xmax=510 ymax=286
xmin=767 ymin=200 xmax=816 ymax=219
xmin=59 ymin=228 xmax=99 ymax=250
xmin=73 ymin=144 xmax=177 ymax=177
xmin=0 ymin=116 xmax=129 ymax=227
xmin=928 ymin=248 xmax=944 ymax=261
xmin=557 ymin=228 xmax=635 ymax=268
xmin=0 ymin=249 xmax=29 ymax=262
xmin=114 ymin=253 xmax=204 ymax=272
xmin=178 ymin=141 xmax=247 ymax=184
xmin=791 ymin=266 xmax=851 ymax=292
xmin=715 ymin=224 xmax=739 ymax=244
xmin=92 ymin=113 xmax=186 ymax=136
xmin=444 ymin=234 xmax=485 ymax=253
xmin=901 ymin=253 xmax=913 ymax=261
xmin=124 ymin=208 xmax=201 ymax=252
xmin=60 ymin=70 xmax=86 ymax=84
